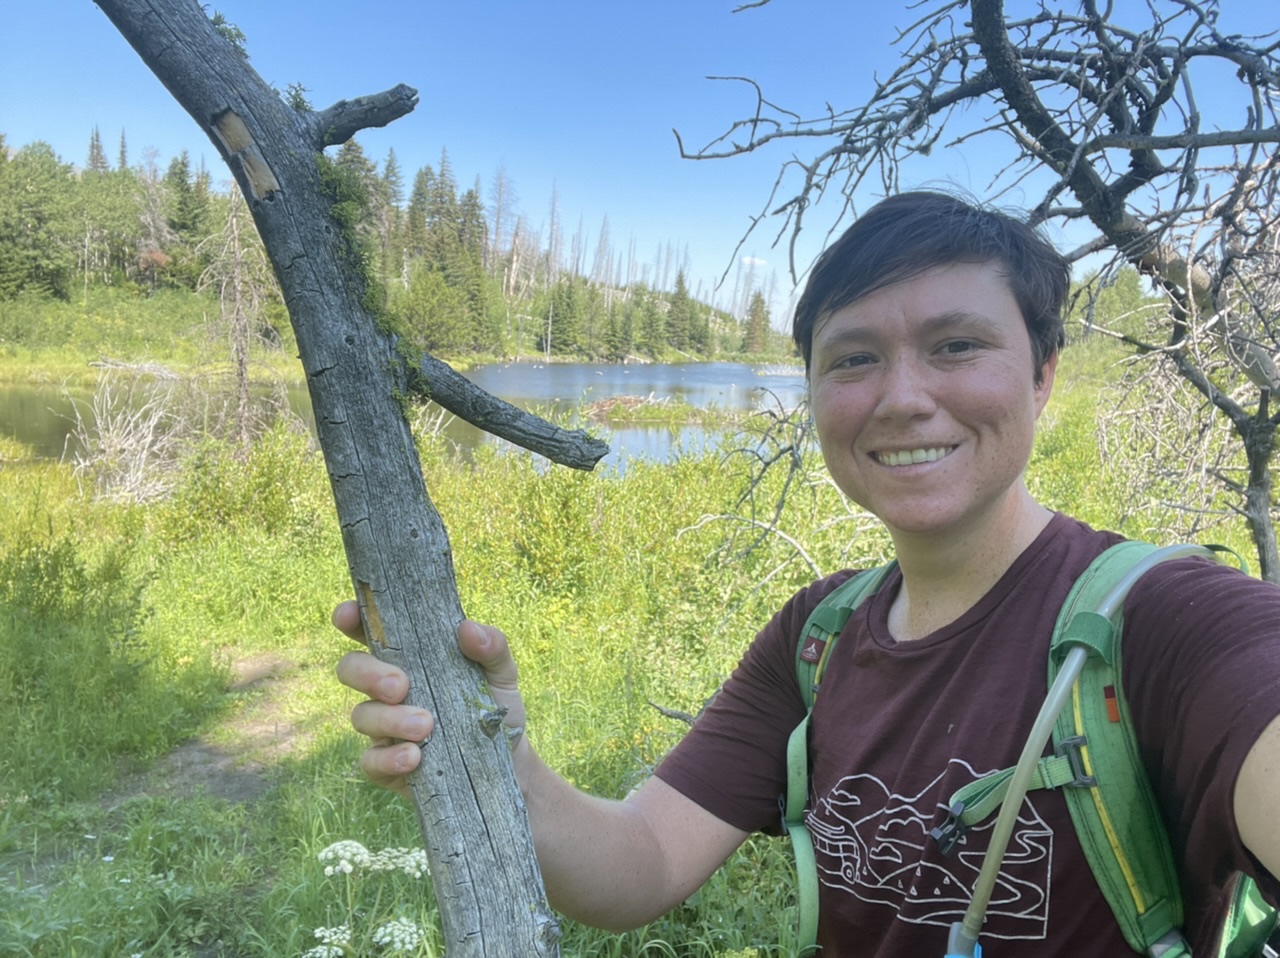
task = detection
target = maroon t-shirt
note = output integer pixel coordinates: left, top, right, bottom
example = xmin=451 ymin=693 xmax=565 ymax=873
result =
xmin=655 ymin=514 xmax=1280 ymax=956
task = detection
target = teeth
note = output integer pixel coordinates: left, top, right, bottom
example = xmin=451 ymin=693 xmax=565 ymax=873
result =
xmin=878 ymin=447 xmax=950 ymax=467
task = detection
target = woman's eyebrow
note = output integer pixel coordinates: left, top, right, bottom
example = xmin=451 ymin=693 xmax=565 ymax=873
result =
xmin=814 ymin=310 xmax=1003 ymax=350
xmin=918 ymin=310 xmax=1005 ymax=334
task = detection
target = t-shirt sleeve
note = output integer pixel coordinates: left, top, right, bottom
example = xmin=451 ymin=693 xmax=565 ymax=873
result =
xmin=653 ymin=572 xmax=857 ymax=835
xmin=1122 ymin=558 xmax=1280 ymax=903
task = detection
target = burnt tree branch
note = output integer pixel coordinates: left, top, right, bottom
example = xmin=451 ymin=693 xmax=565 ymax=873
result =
xmin=312 ymin=85 xmax=421 ymax=148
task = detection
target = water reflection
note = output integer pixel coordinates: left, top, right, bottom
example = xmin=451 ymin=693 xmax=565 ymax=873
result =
xmin=0 ymin=361 xmax=807 ymax=471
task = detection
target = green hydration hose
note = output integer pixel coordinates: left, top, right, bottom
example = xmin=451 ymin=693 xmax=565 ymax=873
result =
xmin=943 ymin=544 xmax=1216 ymax=958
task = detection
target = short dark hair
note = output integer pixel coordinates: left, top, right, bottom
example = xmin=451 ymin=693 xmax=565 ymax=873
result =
xmin=792 ymin=191 xmax=1068 ymax=382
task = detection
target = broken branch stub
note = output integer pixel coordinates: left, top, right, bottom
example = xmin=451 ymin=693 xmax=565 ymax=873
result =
xmin=94 ymin=0 xmax=574 ymax=953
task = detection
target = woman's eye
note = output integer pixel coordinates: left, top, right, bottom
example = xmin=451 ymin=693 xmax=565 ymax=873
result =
xmin=835 ymin=353 xmax=875 ymax=369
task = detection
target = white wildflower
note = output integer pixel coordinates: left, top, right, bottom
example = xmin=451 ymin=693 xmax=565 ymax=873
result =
xmin=317 ymin=841 xmax=428 ymax=880
xmin=318 ymin=840 xmax=372 ymax=876
xmin=372 ymin=917 xmax=423 ymax=952
xmin=311 ymin=924 xmax=352 ymax=946
xmin=368 ymin=847 xmax=429 ymax=879
xmin=102 ymin=855 xmax=114 ymax=862
xmin=301 ymin=947 xmax=343 ymax=958
xmin=301 ymin=923 xmax=351 ymax=956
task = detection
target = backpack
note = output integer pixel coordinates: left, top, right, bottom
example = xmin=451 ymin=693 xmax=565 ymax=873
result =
xmin=782 ymin=541 xmax=1279 ymax=958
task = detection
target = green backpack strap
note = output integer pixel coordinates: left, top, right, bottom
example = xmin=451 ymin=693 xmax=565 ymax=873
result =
xmin=794 ymin=563 xmax=898 ymax=711
xmin=939 ymin=540 xmax=1274 ymax=958
xmin=784 ymin=563 xmax=896 ymax=956
xmin=1049 ymin=540 xmax=1189 ymax=956
xmin=1050 ymin=541 xmax=1276 ymax=958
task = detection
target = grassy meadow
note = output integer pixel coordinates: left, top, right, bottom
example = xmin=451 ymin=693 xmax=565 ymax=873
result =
xmin=0 ymin=317 xmax=1262 ymax=957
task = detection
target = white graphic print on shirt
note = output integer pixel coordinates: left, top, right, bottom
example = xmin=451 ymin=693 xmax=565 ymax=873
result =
xmin=806 ymin=759 xmax=1054 ymax=941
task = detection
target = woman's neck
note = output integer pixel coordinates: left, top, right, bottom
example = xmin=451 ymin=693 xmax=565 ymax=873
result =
xmin=885 ymin=486 xmax=1053 ymax=642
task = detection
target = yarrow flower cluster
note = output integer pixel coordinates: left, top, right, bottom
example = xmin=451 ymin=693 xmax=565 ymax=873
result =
xmin=372 ymin=917 xmax=424 ymax=952
xmin=301 ymin=923 xmax=351 ymax=958
xmin=318 ymin=840 xmax=372 ymax=875
xmin=318 ymin=841 xmax=428 ymax=880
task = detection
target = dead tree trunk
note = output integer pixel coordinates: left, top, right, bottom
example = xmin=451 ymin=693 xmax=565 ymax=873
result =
xmin=94 ymin=2 xmax=607 ymax=954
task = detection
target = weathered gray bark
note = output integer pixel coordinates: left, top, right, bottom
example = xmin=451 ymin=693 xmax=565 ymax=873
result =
xmin=93 ymin=1 xmax=589 ymax=953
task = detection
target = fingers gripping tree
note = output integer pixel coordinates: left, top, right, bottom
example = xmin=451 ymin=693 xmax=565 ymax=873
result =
xmin=685 ymin=0 xmax=1280 ymax=581
xmin=94 ymin=2 xmax=610 ymax=954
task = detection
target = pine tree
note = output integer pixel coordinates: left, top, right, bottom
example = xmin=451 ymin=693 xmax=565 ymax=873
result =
xmin=381 ymin=148 xmax=404 ymax=208
xmin=397 ymin=263 xmax=466 ymax=352
xmin=164 ymin=151 xmax=206 ymax=238
xmin=666 ymin=269 xmax=695 ymax=353
xmin=604 ymin=299 xmax=636 ymax=361
xmin=457 ymin=184 xmax=487 ymax=260
xmin=541 ymin=277 xmax=583 ymax=355
xmin=117 ymin=129 xmax=129 ymax=171
xmin=378 ymin=148 xmax=405 ymax=289
xmin=424 ymin=149 xmax=460 ymax=271
xmin=86 ymin=126 xmax=110 ymax=173
xmin=743 ymin=289 xmax=770 ymax=354
xmin=162 ymin=150 xmax=211 ymax=288
xmin=405 ymin=165 xmax=434 ymax=261
xmin=636 ymin=290 xmax=665 ymax=358
xmin=333 ymin=139 xmax=379 ymax=241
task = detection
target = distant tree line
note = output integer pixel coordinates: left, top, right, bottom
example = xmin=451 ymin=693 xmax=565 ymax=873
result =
xmin=0 ymin=128 xmax=791 ymax=361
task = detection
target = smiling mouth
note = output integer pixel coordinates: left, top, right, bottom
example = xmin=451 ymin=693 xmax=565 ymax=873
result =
xmin=872 ymin=446 xmax=955 ymax=467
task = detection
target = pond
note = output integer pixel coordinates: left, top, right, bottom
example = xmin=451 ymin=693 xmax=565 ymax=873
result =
xmin=0 ymin=361 xmax=808 ymax=471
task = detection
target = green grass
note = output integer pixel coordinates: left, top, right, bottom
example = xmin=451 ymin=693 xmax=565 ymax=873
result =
xmin=0 ymin=343 xmax=1268 ymax=956
xmin=0 ymin=287 xmax=300 ymax=387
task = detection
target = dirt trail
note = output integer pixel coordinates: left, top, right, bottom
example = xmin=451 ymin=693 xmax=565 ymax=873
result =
xmin=3 ymin=653 xmax=312 ymax=898
xmin=103 ymin=651 xmax=310 ymax=809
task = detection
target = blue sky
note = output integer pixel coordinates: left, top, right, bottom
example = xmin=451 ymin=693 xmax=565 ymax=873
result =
xmin=2 ymin=1 xmax=1273 ymax=323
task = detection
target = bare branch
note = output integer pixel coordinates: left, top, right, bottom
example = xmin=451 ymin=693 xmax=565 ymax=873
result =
xmin=311 ymin=85 xmax=421 ymax=148
xmin=1087 ymin=127 xmax=1280 ymax=153
xmin=406 ymin=355 xmax=608 ymax=470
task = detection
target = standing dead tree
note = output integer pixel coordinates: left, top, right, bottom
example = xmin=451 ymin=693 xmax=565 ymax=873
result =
xmin=95 ymin=1 xmax=609 ymax=955
xmin=198 ymin=184 xmax=274 ymax=450
xmin=680 ymin=0 xmax=1280 ymax=581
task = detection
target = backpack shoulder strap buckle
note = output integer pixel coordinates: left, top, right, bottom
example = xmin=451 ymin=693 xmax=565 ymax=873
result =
xmin=1054 ymin=735 xmax=1098 ymax=789
xmin=930 ymin=801 xmax=970 ymax=856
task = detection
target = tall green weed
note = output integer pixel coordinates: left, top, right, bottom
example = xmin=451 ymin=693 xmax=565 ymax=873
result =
xmin=0 ymin=532 xmax=219 ymax=805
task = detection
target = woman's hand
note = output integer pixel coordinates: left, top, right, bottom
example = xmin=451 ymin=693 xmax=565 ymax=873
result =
xmin=333 ymin=602 xmax=529 ymax=798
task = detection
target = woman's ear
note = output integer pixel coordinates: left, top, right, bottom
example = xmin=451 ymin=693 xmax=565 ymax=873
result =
xmin=1033 ymin=352 xmax=1059 ymax=417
